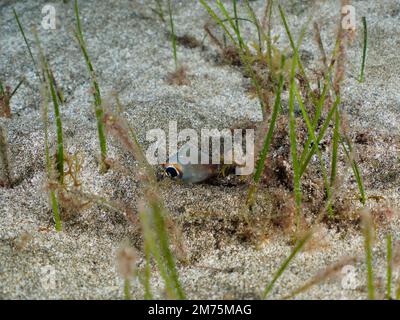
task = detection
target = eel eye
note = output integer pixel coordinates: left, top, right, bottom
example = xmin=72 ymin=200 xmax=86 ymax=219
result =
xmin=165 ymin=166 xmax=181 ymax=178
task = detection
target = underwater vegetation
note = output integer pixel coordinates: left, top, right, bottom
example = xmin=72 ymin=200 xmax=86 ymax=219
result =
xmin=2 ymin=0 xmax=399 ymax=300
xmin=0 ymin=79 xmax=23 ymax=118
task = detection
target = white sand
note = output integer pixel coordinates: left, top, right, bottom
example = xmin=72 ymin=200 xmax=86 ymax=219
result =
xmin=1 ymin=0 xmax=399 ymax=299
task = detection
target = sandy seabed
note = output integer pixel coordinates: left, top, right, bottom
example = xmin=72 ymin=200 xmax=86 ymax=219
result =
xmin=1 ymin=0 xmax=400 ymax=299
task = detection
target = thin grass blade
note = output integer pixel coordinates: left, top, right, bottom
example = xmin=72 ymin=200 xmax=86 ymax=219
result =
xmin=74 ymin=0 xmax=108 ymax=171
xmin=359 ymin=17 xmax=367 ymax=82
xmin=386 ymin=234 xmax=393 ymax=299
xmin=247 ymin=56 xmax=285 ymax=207
xmin=263 ymin=230 xmax=313 ymax=299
